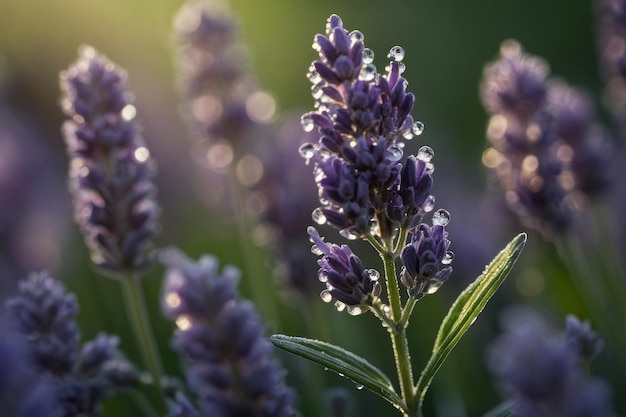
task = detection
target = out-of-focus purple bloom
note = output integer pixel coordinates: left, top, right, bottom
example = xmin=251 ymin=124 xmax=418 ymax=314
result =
xmin=160 ymin=248 xmax=295 ymax=417
xmin=4 ymin=272 xmax=138 ymax=416
xmin=488 ymin=307 xmax=614 ymax=417
xmin=166 ymin=393 xmax=200 ymax=417
xmin=300 ymin=14 xmax=433 ymax=242
xmin=307 ymin=227 xmax=381 ymax=314
xmin=60 ymin=46 xmax=160 ymax=277
xmin=564 ymin=315 xmax=604 ymax=363
xmin=481 ymin=40 xmax=612 ymax=238
xmin=400 ymin=214 xmax=453 ymax=299
xmin=0 ymin=318 xmax=52 ymax=417
xmin=173 ymin=0 xmax=276 ymax=163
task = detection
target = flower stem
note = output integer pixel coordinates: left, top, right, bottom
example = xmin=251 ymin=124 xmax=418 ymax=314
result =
xmin=120 ymin=273 xmax=165 ymax=407
xmin=380 ymin=249 xmax=416 ymax=413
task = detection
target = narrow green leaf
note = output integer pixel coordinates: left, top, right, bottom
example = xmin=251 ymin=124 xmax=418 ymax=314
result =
xmin=271 ymin=334 xmax=409 ymax=415
xmin=415 ymin=233 xmax=527 ymax=407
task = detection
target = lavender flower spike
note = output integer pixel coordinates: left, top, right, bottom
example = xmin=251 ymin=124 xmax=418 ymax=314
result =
xmin=161 ymin=248 xmax=295 ymax=417
xmin=400 ymin=210 xmax=453 ymax=299
xmin=60 ymin=45 xmax=160 ymax=276
xmin=308 ymin=226 xmax=382 ymax=315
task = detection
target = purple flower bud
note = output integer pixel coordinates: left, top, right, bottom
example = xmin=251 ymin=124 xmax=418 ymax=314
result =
xmin=160 ymin=248 xmax=295 ymax=417
xmin=307 ymin=227 xmax=381 ymax=314
xmin=60 ymin=46 xmax=160 ymax=276
xmin=564 ymin=315 xmax=604 ymax=363
xmin=400 ymin=218 xmax=453 ymax=299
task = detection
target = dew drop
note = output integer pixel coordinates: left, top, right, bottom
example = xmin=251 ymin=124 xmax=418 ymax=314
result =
xmin=412 ymin=121 xmax=425 ymax=136
xmin=362 ymin=48 xmax=375 ymax=64
xmin=387 ymin=145 xmax=403 ymax=162
xmin=299 ymin=143 xmax=316 ymax=161
xmin=335 ymin=301 xmax=346 ymax=312
xmin=426 ymin=281 xmax=445 ymax=294
xmin=307 ymin=68 xmax=322 ymax=84
xmin=442 ymin=251 xmax=455 ymax=265
xmin=398 ymin=62 xmax=406 ymax=74
xmin=355 ymin=384 xmax=364 ymax=390
xmin=364 ymin=269 xmax=380 ymax=281
xmin=312 ymin=207 xmax=327 ymax=225
xmin=417 ymin=145 xmax=434 ymax=162
xmin=422 ymin=195 xmax=435 ymax=213
xmin=359 ymin=63 xmax=377 ymax=81
xmin=312 ymin=85 xmax=324 ymax=99
xmin=312 ymin=38 xmax=321 ymax=52
xmin=300 ymin=113 xmax=315 ymax=132
xmin=387 ymin=45 xmax=405 ymax=62
xmin=432 ymin=209 xmax=451 ymax=226
xmin=349 ymin=30 xmax=365 ymax=43
xmin=339 ymin=227 xmax=361 ymax=240
xmin=347 ymin=305 xmax=363 ymax=316
xmin=318 ymin=271 xmax=329 ymax=283
xmin=311 ymin=244 xmax=323 ymax=256
xmin=424 ymin=162 xmax=435 ymax=175
xmin=320 ymin=290 xmax=333 ymax=303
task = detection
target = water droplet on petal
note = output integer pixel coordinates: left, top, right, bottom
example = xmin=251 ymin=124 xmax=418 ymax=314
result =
xmin=362 ymin=48 xmax=375 ymax=64
xmin=312 ymin=207 xmax=327 ymax=224
xmin=364 ymin=269 xmax=380 ymax=281
xmin=311 ymin=244 xmax=323 ymax=256
xmin=299 ymin=143 xmax=316 ymax=161
xmin=312 ymin=85 xmax=324 ymax=99
xmin=307 ymin=68 xmax=322 ymax=84
xmin=387 ymin=145 xmax=403 ymax=162
xmin=387 ymin=45 xmax=405 ymax=62
xmin=359 ymin=63 xmax=377 ymax=81
xmin=335 ymin=301 xmax=346 ymax=312
xmin=349 ymin=30 xmax=364 ymax=43
xmin=301 ymin=113 xmax=315 ymax=132
xmin=320 ymin=290 xmax=333 ymax=303
xmin=417 ymin=146 xmax=434 ymax=162
xmin=398 ymin=62 xmax=406 ymax=74
xmin=422 ymin=195 xmax=435 ymax=212
xmin=318 ymin=271 xmax=329 ymax=283
xmin=347 ymin=305 xmax=363 ymax=316
xmin=412 ymin=121 xmax=425 ymax=136
xmin=426 ymin=281 xmax=445 ymax=294
xmin=432 ymin=209 xmax=451 ymax=226
xmin=339 ymin=227 xmax=361 ymax=240
xmin=442 ymin=251 xmax=454 ymax=265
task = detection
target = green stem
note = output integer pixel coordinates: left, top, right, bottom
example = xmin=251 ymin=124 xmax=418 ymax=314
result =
xmin=380 ymin=250 xmax=416 ymax=413
xmin=398 ymin=297 xmax=417 ymax=330
xmin=120 ymin=274 xmax=165 ymax=406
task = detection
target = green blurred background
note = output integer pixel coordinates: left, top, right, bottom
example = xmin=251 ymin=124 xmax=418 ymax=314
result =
xmin=1 ymin=0 xmax=622 ymax=416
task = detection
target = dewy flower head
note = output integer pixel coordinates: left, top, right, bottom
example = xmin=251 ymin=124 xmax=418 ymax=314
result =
xmin=60 ymin=45 xmax=160 ymax=276
xmin=300 ymin=14 xmax=432 ymax=242
xmin=160 ymin=248 xmax=295 ymax=417
xmin=400 ymin=210 xmax=453 ymax=299
xmin=308 ymin=226 xmax=381 ymax=315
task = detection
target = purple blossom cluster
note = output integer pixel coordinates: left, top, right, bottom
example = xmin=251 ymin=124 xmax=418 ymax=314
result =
xmin=60 ymin=46 xmax=160 ymax=276
xmin=488 ymin=308 xmax=614 ymax=417
xmin=480 ymin=40 xmax=611 ymax=237
xmin=4 ymin=272 xmax=138 ymax=417
xmin=301 ymin=14 xmax=453 ymax=308
xmin=160 ymin=248 xmax=295 ymax=417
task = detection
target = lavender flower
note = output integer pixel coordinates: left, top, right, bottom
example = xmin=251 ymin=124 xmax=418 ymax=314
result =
xmin=5 ymin=272 xmax=138 ymax=417
xmin=481 ymin=41 xmax=611 ymax=237
xmin=308 ymin=226 xmax=381 ymax=314
xmin=300 ymin=14 xmax=433 ymax=242
xmin=0 ymin=318 xmax=52 ymax=417
xmin=488 ymin=308 xmax=614 ymax=417
xmin=60 ymin=45 xmax=160 ymax=276
xmin=400 ymin=214 xmax=453 ymax=299
xmin=564 ymin=315 xmax=604 ymax=363
xmin=160 ymin=248 xmax=295 ymax=417
xmin=173 ymin=0 xmax=275 ymax=160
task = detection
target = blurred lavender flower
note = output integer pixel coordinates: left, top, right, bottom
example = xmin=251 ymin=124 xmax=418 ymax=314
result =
xmin=0 ymin=318 xmax=52 ymax=417
xmin=60 ymin=46 xmax=160 ymax=277
xmin=160 ymin=248 xmax=295 ymax=417
xmin=5 ymin=272 xmax=139 ymax=417
xmin=481 ymin=40 xmax=611 ymax=238
xmin=488 ymin=307 xmax=614 ymax=417
xmin=308 ymin=226 xmax=381 ymax=314
xmin=250 ymin=117 xmax=322 ymax=299
xmin=173 ymin=0 xmax=276 ymax=169
xmin=564 ymin=315 xmax=604 ymax=363
xmin=400 ymin=217 xmax=453 ymax=300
